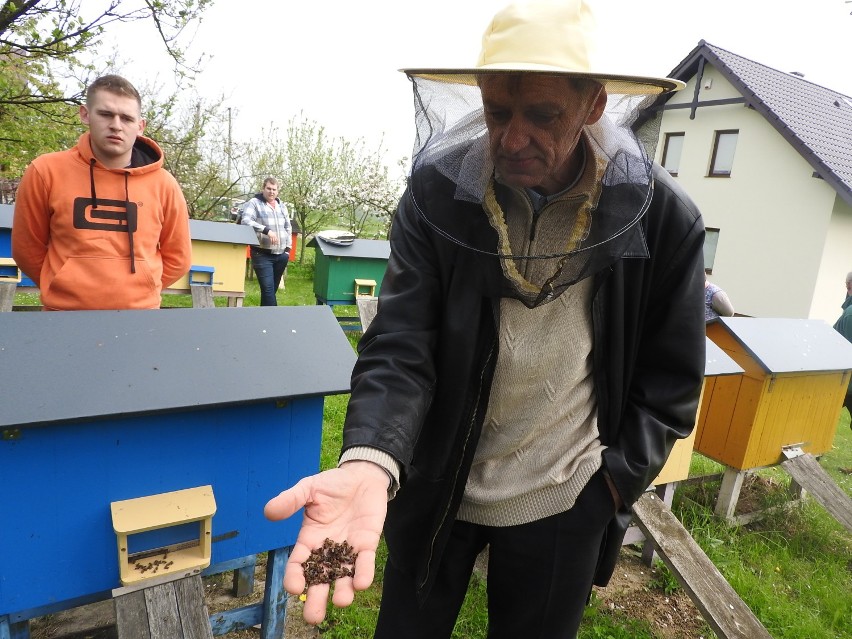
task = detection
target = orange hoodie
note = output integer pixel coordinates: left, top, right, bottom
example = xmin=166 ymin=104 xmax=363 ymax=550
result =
xmin=12 ymin=132 xmax=191 ymax=310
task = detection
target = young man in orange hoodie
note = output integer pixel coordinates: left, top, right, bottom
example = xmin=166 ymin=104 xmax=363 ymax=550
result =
xmin=12 ymin=74 xmax=191 ymax=310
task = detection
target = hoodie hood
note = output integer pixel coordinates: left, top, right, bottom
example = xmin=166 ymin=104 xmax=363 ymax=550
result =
xmin=75 ymin=132 xmax=166 ymax=274
xmin=76 ymin=131 xmax=165 ymax=173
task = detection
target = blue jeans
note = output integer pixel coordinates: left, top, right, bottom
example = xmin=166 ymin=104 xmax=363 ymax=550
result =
xmin=250 ymin=248 xmax=289 ymax=306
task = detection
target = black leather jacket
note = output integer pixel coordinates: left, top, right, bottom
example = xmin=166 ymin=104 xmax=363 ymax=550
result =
xmin=342 ymin=164 xmax=706 ymax=600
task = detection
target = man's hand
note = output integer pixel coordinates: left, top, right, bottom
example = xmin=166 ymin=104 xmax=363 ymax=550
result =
xmin=264 ymin=462 xmax=389 ymax=624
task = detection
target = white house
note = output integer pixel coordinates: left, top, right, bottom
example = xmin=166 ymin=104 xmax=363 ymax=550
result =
xmin=650 ymin=41 xmax=852 ymax=324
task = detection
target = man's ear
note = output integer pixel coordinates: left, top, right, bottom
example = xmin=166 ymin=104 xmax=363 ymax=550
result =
xmin=79 ymin=105 xmax=90 ymax=125
xmin=138 ymin=118 xmax=146 ymax=136
xmin=586 ymin=88 xmax=608 ymax=125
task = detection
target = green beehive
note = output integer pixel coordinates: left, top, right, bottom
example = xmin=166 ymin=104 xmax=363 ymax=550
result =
xmin=309 ymin=236 xmax=391 ymax=304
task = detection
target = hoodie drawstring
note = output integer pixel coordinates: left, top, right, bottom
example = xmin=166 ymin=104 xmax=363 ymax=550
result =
xmin=89 ymin=158 xmax=135 ymax=274
xmin=89 ymin=159 xmax=98 ymax=209
xmin=125 ymin=172 xmax=135 ymax=274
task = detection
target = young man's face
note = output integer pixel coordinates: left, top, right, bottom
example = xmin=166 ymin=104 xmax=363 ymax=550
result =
xmin=79 ymin=90 xmax=145 ymax=169
xmin=480 ymin=74 xmax=606 ymax=195
xmin=263 ymin=182 xmax=279 ymax=203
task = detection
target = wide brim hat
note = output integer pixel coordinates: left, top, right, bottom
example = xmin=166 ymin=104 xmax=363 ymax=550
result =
xmin=402 ymin=0 xmax=684 ymax=96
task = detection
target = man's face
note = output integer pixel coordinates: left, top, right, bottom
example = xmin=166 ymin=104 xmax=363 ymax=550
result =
xmin=79 ymin=90 xmax=145 ymax=169
xmin=480 ymin=74 xmax=606 ymax=195
xmin=263 ymin=182 xmax=279 ymax=203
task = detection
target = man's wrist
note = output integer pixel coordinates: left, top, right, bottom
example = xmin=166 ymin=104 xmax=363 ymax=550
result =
xmin=339 ymin=447 xmax=401 ymax=500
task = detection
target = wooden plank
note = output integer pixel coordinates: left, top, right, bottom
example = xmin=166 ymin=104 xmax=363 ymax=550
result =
xmin=190 ymin=284 xmax=215 ymax=308
xmin=115 ymin=576 xmax=212 ymax=639
xmin=174 ymin=577 xmax=214 ymax=639
xmin=715 ymin=467 xmax=747 ymax=521
xmin=356 ymin=296 xmax=378 ymax=332
xmin=208 ymin=605 xmax=263 ymax=634
xmin=144 ymin=583 xmax=182 ymax=638
xmin=233 ymin=561 xmax=256 ymax=598
xmin=0 ymin=281 xmax=16 ymax=312
xmin=781 ymin=454 xmax=852 ymax=533
xmin=114 ymin=590 xmax=152 ymax=639
xmin=0 ymin=617 xmax=27 ymax=639
xmin=632 ymin=492 xmax=772 ymax=639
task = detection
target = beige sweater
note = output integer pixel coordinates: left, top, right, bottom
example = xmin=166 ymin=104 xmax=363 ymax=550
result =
xmin=458 ymin=147 xmax=607 ymax=526
xmin=457 ymin=277 xmax=604 ymax=526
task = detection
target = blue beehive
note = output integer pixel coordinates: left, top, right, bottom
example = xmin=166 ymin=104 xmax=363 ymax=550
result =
xmin=0 ymin=306 xmax=355 ymax=632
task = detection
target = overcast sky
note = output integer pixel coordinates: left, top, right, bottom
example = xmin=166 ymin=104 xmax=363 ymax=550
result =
xmin=108 ymin=0 xmax=852 ymax=179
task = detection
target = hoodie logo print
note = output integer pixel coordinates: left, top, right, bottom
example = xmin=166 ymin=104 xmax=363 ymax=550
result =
xmin=73 ymin=198 xmax=138 ymax=233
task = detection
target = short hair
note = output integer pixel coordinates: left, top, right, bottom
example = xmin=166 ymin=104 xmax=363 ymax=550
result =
xmin=85 ymin=75 xmax=142 ymax=111
xmin=263 ymin=177 xmax=278 ymax=187
xmin=846 ymin=271 xmax=852 ymax=284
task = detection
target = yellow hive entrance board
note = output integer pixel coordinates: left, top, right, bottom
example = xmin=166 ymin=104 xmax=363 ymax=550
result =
xmin=111 ymin=485 xmax=216 ymax=586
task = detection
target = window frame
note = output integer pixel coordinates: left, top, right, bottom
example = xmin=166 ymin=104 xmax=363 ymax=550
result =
xmin=703 ymin=227 xmax=720 ymax=274
xmin=708 ymin=130 xmax=738 ymax=177
xmin=661 ymin=132 xmax=685 ymax=176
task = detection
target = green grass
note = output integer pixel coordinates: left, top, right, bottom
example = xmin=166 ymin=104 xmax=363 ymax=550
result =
xmin=674 ymin=414 xmax=852 ymax=639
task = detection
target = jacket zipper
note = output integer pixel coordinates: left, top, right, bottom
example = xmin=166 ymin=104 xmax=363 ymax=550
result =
xmin=418 ymin=315 xmax=497 ymax=592
xmin=591 ymin=270 xmax=609 ymax=440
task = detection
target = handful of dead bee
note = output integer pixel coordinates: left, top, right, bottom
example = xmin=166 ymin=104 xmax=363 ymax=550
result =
xmin=302 ymin=538 xmax=358 ymax=587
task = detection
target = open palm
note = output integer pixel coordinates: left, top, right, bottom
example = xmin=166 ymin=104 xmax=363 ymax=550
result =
xmin=264 ymin=462 xmax=388 ymax=624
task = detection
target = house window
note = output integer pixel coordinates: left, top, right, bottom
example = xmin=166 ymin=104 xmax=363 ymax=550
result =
xmin=704 ymin=227 xmax=720 ymax=273
xmin=709 ymin=130 xmax=738 ymax=177
xmin=661 ymin=133 xmax=685 ymax=176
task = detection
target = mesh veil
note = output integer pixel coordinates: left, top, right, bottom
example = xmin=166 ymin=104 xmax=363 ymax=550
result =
xmin=406 ymin=74 xmax=664 ymax=308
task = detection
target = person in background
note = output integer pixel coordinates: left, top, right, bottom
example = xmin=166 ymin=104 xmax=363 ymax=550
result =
xmin=833 ymin=270 xmax=852 ymax=416
xmin=241 ymin=177 xmax=291 ymax=305
xmin=705 ymin=275 xmax=735 ymax=321
xmin=264 ymin=2 xmax=706 ymax=637
xmin=12 ymin=74 xmax=191 ymax=310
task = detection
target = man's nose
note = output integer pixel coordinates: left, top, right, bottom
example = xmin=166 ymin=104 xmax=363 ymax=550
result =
xmin=501 ymin=118 xmax=530 ymax=152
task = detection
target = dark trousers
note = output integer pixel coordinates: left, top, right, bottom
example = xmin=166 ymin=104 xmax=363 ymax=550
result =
xmin=375 ymin=470 xmax=615 ymax=639
xmin=250 ymin=248 xmax=288 ymax=306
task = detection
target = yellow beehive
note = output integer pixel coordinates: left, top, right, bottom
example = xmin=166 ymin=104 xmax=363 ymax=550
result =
xmin=697 ymin=318 xmax=852 ymax=470
xmin=168 ymin=221 xmax=259 ymax=299
xmin=652 ymin=337 xmax=743 ymax=485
